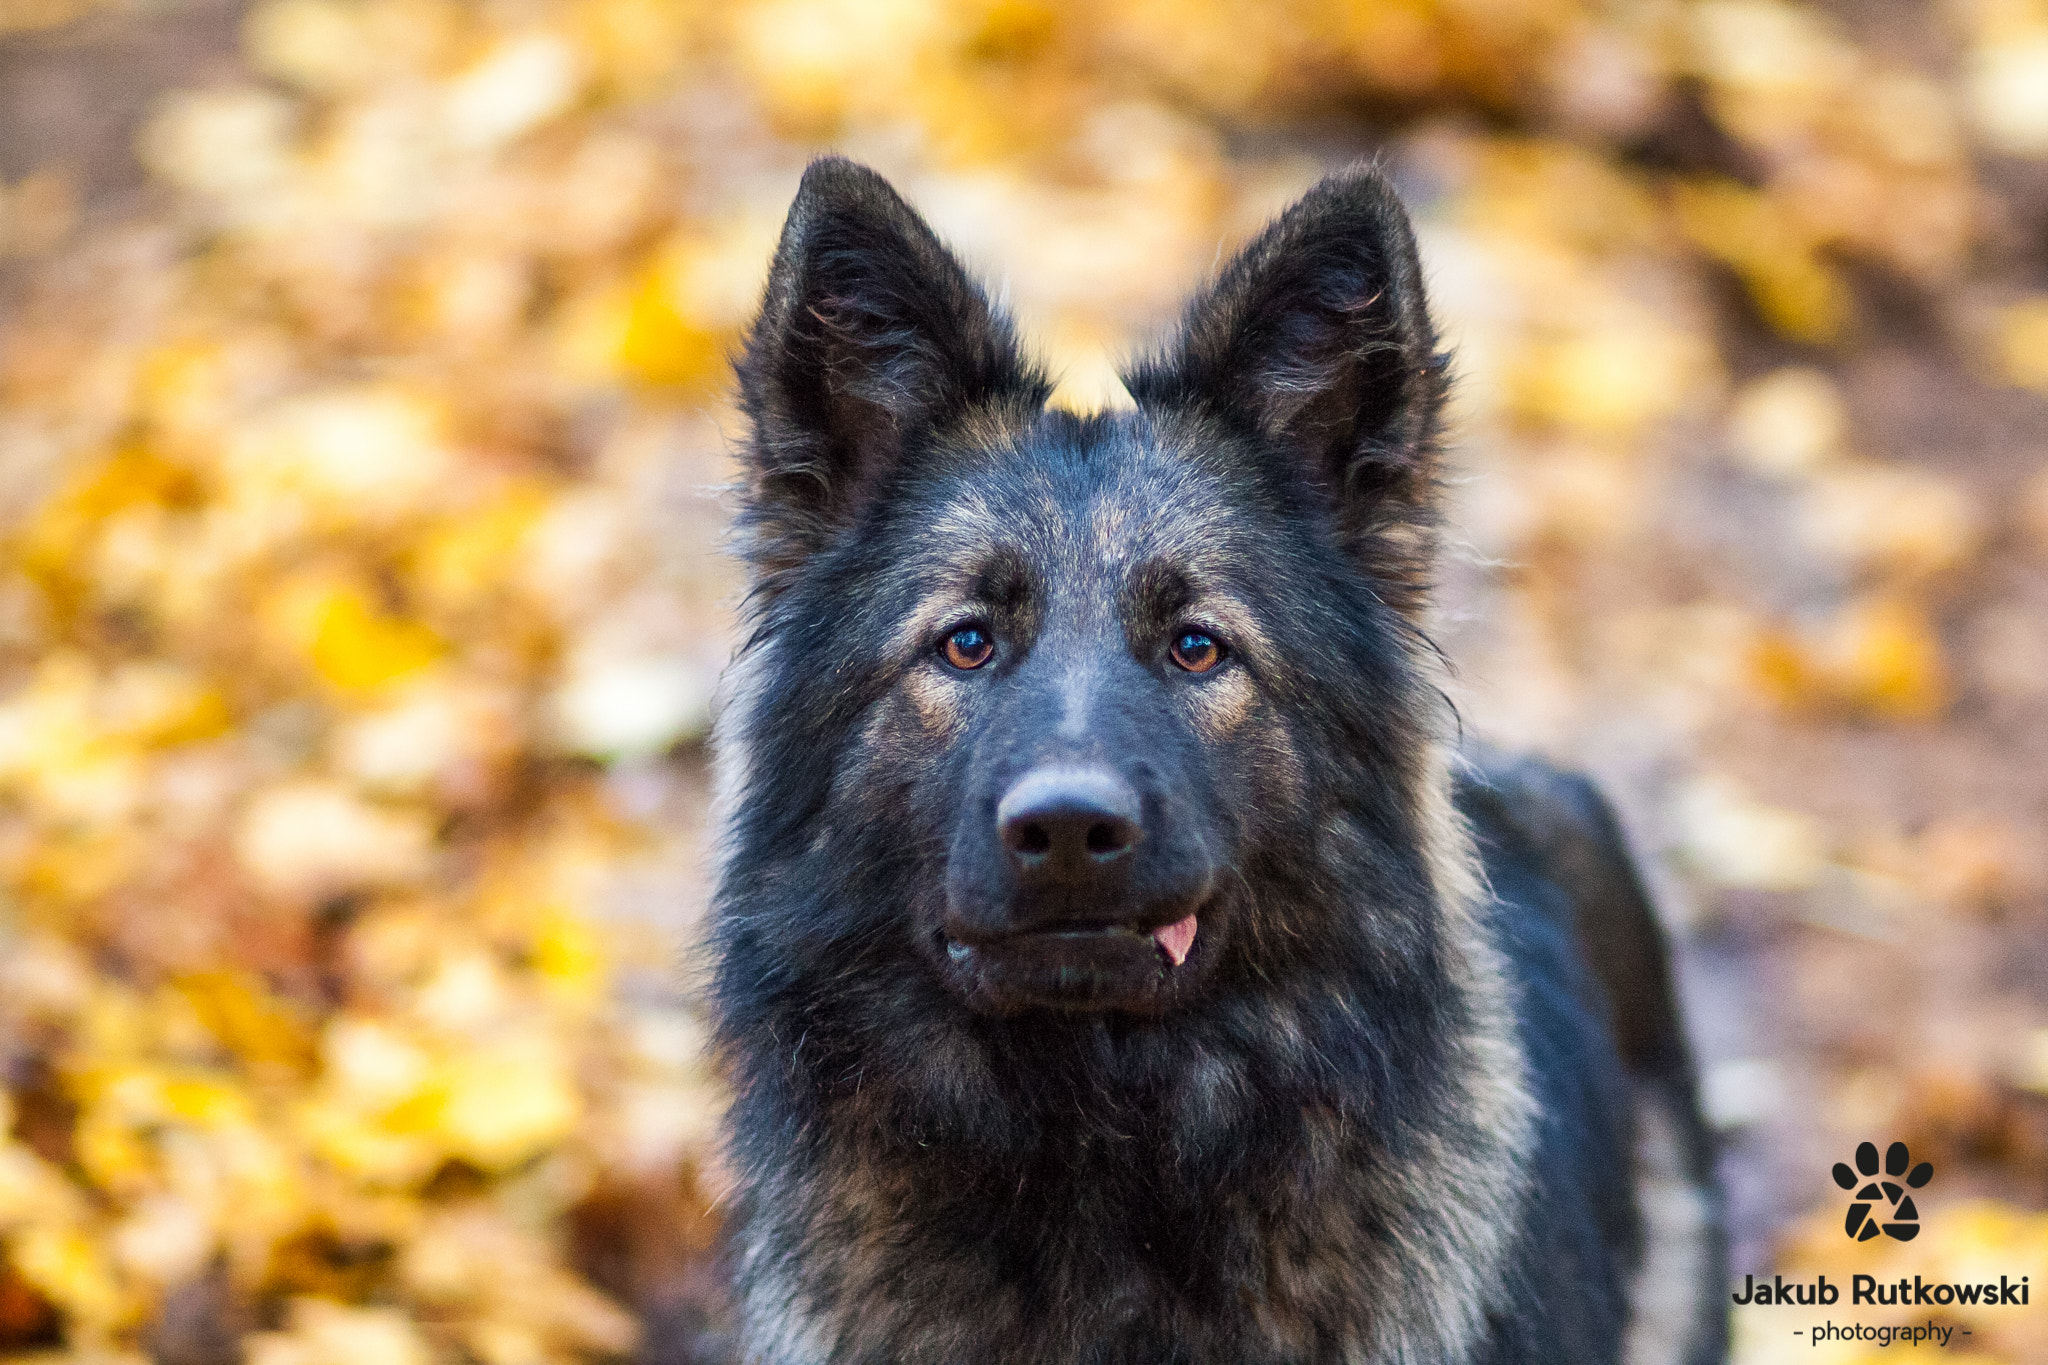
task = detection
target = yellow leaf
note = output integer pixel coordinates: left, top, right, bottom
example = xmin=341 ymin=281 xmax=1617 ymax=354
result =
xmin=410 ymin=484 xmax=553 ymax=613
xmin=616 ymin=263 xmax=728 ymax=391
xmin=1993 ymin=297 xmax=2048 ymax=393
xmin=553 ymin=231 xmax=748 ymax=391
xmin=1505 ymin=326 xmax=1702 ymax=438
xmin=428 ymin=1034 xmax=581 ymax=1171
xmin=296 ymin=1099 xmax=439 ymax=1185
xmin=175 ymin=972 xmax=317 ymax=1075
xmin=1753 ymin=596 xmax=1949 ymax=721
xmin=1674 ymin=179 xmax=1850 ymax=344
xmin=529 ymin=912 xmax=608 ymax=1007
xmin=16 ymin=447 xmax=202 ymax=602
xmin=99 ymin=662 xmax=233 ymax=747
xmin=262 ymin=575 xmax=445 ymax=695
xmin=160 ymin=1076 xmax=254 ymax=1126
xmin=8 ymin=1225 xmax=132 ymax=1331
xmin=1836 ymin=597 xmax=1950 ymax=719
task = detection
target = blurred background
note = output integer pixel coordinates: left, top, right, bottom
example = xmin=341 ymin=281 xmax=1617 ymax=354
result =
xmin=0 ymin=0 xmax=2045 ymax=1361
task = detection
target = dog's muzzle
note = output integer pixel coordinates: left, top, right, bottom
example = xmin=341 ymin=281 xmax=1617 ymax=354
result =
xmin=938 ymin=764 xmax=1212 ymax=1012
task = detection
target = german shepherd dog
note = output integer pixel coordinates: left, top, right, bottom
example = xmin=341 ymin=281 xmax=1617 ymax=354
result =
xmin=708 ymin=158 xmax=1726 ymax=1365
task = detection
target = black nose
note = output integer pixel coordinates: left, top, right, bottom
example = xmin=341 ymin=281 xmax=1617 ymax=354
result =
xmin=997 ymin=767 xmax=1141 ymax=881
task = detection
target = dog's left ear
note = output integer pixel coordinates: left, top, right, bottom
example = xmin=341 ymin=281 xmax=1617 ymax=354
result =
xmin=735 ymin=158 xmax=1050 ymax=582
xmin=1124 ymin=166 xmax=1449 ymax=572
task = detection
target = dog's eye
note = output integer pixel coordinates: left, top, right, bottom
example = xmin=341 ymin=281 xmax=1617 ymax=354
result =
xmin=1169 ymin=630 xmax=1223 ymax=674
xmin=941 ymin=625 xmax=995 ymax=670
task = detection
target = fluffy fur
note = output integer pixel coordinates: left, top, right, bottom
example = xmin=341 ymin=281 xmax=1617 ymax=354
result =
xmin=708 ymin=157 xmax=1725 ymax=1365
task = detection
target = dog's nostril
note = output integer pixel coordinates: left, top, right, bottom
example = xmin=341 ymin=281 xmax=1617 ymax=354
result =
xmin=1011 ymin=824 xmax=1052 ymax=857
xmin=1085 ymin=822 xmax=1128 ymax=857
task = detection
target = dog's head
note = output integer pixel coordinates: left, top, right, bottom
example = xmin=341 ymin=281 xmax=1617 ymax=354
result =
xmin=718 ymin=158 xmax=1450 ymax=1018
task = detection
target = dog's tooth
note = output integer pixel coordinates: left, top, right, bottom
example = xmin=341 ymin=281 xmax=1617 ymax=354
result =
xmin=1153 ymin=914 xmax=1197 ymax=967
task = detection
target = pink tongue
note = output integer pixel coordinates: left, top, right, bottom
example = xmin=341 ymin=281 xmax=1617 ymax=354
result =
xmin=1152 ymin=914 xmax=1198 ymax=967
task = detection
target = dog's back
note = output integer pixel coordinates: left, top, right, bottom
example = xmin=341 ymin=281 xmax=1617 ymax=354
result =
xmin=1458 ymin=751 xmax=1727 ymax=1365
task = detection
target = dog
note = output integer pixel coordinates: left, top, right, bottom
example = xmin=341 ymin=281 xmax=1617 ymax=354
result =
xmin=706 ymin=157 xmax=1726 ymax=1365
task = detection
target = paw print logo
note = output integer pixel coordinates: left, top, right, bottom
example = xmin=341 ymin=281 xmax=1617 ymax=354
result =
xmin=1833 ymin=1141 xmax=1932 ymax=1241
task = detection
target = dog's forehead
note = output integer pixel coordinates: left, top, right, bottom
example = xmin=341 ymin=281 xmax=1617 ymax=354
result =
xmin=922 ymin=415 xmax=1243 ymax=576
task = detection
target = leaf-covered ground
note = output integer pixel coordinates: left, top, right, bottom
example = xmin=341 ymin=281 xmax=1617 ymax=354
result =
xmin=1 ymin=1 xmax=2045 ymax=1362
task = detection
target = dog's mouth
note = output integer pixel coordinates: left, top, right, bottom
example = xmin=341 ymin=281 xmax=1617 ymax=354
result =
xmin=937 ymin=912 xmax=1202 ymax=1013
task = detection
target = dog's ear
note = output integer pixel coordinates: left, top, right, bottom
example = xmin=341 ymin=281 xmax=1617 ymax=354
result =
xmin=735 ymin=158 xmax=1049 ymax=578
xmin=1124 ymin=166 xmax=1449 ymax=586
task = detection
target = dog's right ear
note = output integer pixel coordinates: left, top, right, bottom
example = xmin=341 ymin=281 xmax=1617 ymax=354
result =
xmin=734 ymin=158 xmax=1049 ymax=580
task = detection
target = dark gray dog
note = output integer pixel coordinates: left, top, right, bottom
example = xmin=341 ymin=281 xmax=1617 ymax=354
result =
xmin=707 ymin=157 xmax=1725 ymax=1365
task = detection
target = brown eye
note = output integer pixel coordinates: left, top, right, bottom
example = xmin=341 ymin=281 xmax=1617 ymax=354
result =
xmin=1169 ymin=630 xmax=1222 ymax=673
xmin=941 ymin=625 xmax=994 ymax=670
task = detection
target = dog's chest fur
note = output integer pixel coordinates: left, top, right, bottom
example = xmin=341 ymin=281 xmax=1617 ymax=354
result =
xmin=726 ymin=968 xmax=1538 ymax=1365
